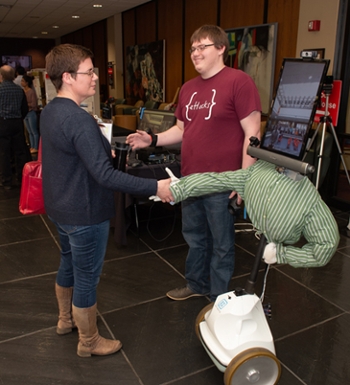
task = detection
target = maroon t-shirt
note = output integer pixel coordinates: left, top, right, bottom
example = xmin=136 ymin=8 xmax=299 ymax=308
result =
xmin=175 ymin=66 xmax=261 ymax=176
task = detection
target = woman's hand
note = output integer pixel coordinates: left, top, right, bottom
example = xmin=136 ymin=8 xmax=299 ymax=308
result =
xmin=155 ymin=178 xmax=174 ymax=203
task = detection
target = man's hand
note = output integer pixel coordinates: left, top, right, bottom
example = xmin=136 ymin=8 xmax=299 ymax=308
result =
xmin=228 ymin=191 xmax=242 ymax=205
xmin=126 ymin=130 xmax=151 ymax=150
xmin=263 ymin=243 xmax=277 ymax=264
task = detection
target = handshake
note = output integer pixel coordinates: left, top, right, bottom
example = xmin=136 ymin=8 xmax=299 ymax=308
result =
xmin=151 ymin=168 xmax=278 ymax=265
xmin=149 ymin=167 xmax=179 ymax=204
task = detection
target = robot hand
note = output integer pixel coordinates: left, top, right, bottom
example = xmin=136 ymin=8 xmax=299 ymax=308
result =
xmin=165 ymin=167 xmax=180 ymax=186
xmin=149 ymin=167 xmax=179 ymax=204
xmin=149 ymin=195 xmax=163 ymax=202
xmin=263 ymin=242 xmax=277 ymax=264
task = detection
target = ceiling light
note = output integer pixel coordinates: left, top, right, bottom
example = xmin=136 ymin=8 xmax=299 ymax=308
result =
xmin=52 ymin=25 xmax=59 ymax=29
xmin=72 ymin=15 xmax=80 ymax=19
xmin=41 ymin=31 xmax=48 ymax=35
xmin=93 ymin=5 xmax=103 ymax=8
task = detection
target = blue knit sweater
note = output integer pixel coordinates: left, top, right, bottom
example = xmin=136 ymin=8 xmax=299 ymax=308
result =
xmin=40 ymin=97 xmax=157 ymax=225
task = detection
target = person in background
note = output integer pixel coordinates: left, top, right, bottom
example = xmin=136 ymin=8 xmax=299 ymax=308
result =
xmin=14 ymin=65 xmax=25 ymax=87
xmin=127 ymin=25 xmax=261 ymax=302
xmin=0 ymin=65 xmax=29 ymax=190
xmin=21 ymin=74 xmax=39 ymax=154
xmin=40 ymin=44 xmax=173 ymax=358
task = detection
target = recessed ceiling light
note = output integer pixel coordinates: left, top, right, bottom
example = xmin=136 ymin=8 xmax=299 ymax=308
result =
xmin=41 ymin=31 xmax=48 ymax=35
xmin=52 ymin=25 xmax=59 ymax=29
xmin=72 ymin=15 xmax=80 ymax=19
xmin=93 ymin=4 xmax=103 ymax=8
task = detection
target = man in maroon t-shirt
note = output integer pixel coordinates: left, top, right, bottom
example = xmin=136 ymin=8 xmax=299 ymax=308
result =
xmin=127 ymin=25 xmax=261 ymax=302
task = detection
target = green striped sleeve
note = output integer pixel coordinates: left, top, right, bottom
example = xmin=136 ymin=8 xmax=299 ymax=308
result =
xmin=276 ymin=199 xmax=339 ymax=267
xmin=170 ymin=168 xmax=251 ymax=203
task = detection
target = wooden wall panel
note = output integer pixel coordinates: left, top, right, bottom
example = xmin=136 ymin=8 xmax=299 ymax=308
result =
xmin=61 ymin=20 xmax=108 ymax=102
xmin=220 ymin=0 xmax=265 ymax=29
xmin=92 ymin=22 xmax=107 ymax=101
xmin=120 ymin=0 xmax=301 ymax=105
xmin=122 ymin=10 xmax=136 ymax=50
xmin=0 ymin=38 xmax=55 ymax=68
xmin=184 ymin=0 xmax=219 ymax=81
xmin=267 ymin=0 xmax=301 ymax=90
xmin=82 ymin=28 xmax=94 ymax=52
xmin=0 ymin=0 xmax=304 ymax=112
xmin=122 ymin=10 xmax=136 ymax=104
xmin=136 ymin=2 xmax=156 ymax=44
xmin=157 ymin=0 xmax=184 ymax=103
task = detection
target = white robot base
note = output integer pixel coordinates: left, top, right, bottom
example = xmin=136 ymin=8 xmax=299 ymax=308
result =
xmin=195 ymin=290 xmax=281 ymax=385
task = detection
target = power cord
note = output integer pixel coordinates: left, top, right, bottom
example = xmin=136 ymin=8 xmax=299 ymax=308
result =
xmin=146 ymin=201 xmax=178 ymax=242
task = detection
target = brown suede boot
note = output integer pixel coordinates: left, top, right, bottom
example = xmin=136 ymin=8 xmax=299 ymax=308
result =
xmin=72 ymin=304 xmax=122 ymax=358
xmin=55 ymin=284 xmax=76 ymax=335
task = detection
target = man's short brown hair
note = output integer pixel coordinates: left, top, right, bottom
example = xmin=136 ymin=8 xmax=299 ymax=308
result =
xmin=45 ymin=44 xmax=94 ymax=91
xmin=190 ymin=25 xmax=229 ymax=62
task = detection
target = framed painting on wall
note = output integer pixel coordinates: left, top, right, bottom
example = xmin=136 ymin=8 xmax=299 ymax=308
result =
xmin=226 ymin=23 xmax=278 ymax=115
xmin=125 ymin=40 xmax=165 ymax=105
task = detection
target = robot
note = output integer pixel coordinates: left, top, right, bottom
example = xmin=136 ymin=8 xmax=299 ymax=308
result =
xmin=159 ymin=137 xmax=329 ymax=384
xmin=195 ymin=233 xmax=281 ymax=385
xmin=153 ymin=136 xmax=338 ymax=384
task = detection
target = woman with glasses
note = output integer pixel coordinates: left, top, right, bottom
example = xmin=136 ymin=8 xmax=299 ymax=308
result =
xmin=40 ymin=44 xmax=173 ymax=358
xmin=127 ymin=25 xmax=262 ymax=303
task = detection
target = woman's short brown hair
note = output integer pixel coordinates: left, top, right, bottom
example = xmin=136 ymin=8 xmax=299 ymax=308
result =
xmin=45 ymin=44 xmax=94 ymax=91
xmin=190 ymin=25 xmax=229 ymax=62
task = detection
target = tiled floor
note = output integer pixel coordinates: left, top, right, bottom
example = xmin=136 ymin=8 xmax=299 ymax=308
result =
xmin=1 ymin=185 xmax=350 ymax=385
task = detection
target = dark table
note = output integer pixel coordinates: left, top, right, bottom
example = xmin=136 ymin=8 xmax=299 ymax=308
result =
xmin=111 ymin=159 xmax=181 ymax=246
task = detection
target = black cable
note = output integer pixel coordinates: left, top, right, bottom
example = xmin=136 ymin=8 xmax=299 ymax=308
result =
xmin=146 ymin=201 xmax=178 ymax=242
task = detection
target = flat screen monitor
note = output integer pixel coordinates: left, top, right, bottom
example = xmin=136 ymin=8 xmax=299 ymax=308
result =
xmin=260 ymin=58 xmax=329 ymax=160
xmin=138 ymin=109 xmax=176 ymax=133
xmin=1 ymin=55 xmax=32 ymax=71
xmin=137 ymin=109 xmax=180 ymax=159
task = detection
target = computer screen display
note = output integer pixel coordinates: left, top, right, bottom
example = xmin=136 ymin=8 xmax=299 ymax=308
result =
xmin=260 ymin=58 xmax=329 ymax=160
xmin=1 ymin=55 xmax=32 ymax=71
xmin=136 ymin=109 xmax=180 ymax=159
xmin=138 ymin=109 xmax=176 ymax=133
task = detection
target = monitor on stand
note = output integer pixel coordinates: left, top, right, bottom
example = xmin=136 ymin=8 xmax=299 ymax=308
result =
xmin=260 ymin=58 xmax=330 ymax=161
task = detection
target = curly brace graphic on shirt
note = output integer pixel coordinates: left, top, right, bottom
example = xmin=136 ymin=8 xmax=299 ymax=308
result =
xmin=185 ymin=89 xmax=217 ymax=121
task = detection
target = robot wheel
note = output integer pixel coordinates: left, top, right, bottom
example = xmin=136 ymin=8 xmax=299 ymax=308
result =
xmin=194 ymin=303 xmax=214 ymax=340
xmin=224 ymin=347 xmax=281 ymax=385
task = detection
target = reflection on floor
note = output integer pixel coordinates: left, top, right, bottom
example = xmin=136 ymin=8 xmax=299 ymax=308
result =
xmin=1 ymin=186 xmax=350 ymax=385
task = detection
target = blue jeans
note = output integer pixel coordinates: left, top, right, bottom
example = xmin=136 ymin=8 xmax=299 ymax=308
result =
xmin=182 ymin=192 xmax=235 ymax=301
xmin=50 ymin=218 xmax=110 ymax=308
xmin=24 ymin=110 xmax=39 ymax=150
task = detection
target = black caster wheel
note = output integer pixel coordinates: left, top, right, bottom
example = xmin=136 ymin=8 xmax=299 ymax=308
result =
xmin=194 ymin=303 xmax=214 ymax=340
xmin=224 ymin=347 xmax=281 ymax=385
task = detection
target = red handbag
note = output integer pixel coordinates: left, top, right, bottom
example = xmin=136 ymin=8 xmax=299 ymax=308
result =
xmin=19 ymin=141 xmax=45 ymax=215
